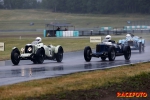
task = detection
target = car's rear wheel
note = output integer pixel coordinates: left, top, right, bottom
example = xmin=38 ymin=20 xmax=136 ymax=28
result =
xmin=142 ymin=44 xmax=145 ymax=52
xmin=11 ymin=48 xmax=20 ymax=65
xmin=84 ymin=46 xmax=92 ymax=62
xmin=124 ymin=46 xmax=131 ymax=60
xmin=101 ymin=57 xmax=106 ymax=61
xmin=56 ymin=46 xmax=63 ymax=62
xmin=36 ymin=48 xmax=45 ymax=64
xmin=139 ymin=42 xmax=142 ymax=53
xmin=108 ymin=46 xmax=116 ymax=61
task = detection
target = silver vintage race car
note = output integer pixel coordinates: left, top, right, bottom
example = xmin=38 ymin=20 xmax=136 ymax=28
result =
xmin=11 ymin=37 xmax=63 ymax=65
xmin=118 ymin=34 xmax=145 ymax=53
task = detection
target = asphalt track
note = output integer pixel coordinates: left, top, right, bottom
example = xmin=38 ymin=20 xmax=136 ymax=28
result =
xmin=0 ymin=45 xmax=150 ymax=86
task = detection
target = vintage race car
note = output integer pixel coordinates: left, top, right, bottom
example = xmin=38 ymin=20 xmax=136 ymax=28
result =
xmin=11 ymin=41 xmax=63 ymax=65
xmin=84 ymin=41 xmax=131 ymax=62
xmin=118 ymin=35 xmax=145 ymax=52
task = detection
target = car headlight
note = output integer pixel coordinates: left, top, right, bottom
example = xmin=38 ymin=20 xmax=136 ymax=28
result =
xmin=21 ymin=48 xmax=24 ymax=53
xmin=28 ymin=47 xmax=32 ymax=52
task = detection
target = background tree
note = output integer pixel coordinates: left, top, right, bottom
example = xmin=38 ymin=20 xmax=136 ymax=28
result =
xmin=2 ymin=0 xmax=150 ymax=14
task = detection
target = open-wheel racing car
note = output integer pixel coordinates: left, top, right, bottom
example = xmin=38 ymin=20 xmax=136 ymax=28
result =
xmin=11 ymin=37 xmax=63 ymax=65
xmin=84 ymin=36 xmax=131 ymax=62
xmin=118 ymin=34 xmax=145 ymax=53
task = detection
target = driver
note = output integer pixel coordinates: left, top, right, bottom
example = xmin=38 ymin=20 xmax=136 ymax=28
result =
xmin=35 ymin=37 xmax=42 ymax=43
xmin=32 ymin=37 xmax=42 ymax=44
xmin=102 ymin=35 xmax=115 ymax=43
xmin=126 ymin=34 xmax=131 ymax=39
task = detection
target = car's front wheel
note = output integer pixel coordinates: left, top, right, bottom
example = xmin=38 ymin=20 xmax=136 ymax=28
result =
xmin=56 ymin=46 xmax=63 ymax=62
xmin=36 ymin=48 xmax=45 ymax=64
xmin=11 ymin=48 xmax=20 ymax=65
xmin=108 ymin=46 xmax=116 ymax=61
xmin=124 ymin=46 xmax=131 ymax=60
xmin=84 ymin=46 xmax=92 ymax=62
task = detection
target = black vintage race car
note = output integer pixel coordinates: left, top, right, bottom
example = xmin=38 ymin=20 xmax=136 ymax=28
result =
xmin=84 ymin=41 xmax=131 ymax=62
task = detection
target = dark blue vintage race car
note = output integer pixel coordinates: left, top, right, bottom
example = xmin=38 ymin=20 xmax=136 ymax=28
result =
xmin=84 ymin=41 xmax=131 ymax=62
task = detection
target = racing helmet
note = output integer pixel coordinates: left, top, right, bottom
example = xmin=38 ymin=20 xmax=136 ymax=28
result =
xmin=35 ymin=37 xmax=42 ymax=42
xmin=105 ymin=35 xmax=111 ymax=40
xmin=126 ymin=34 xmax=131 ymax=38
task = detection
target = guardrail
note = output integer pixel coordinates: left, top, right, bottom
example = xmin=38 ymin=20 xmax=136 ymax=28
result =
xmin=78 ymin=29 xmax=150 ymax=36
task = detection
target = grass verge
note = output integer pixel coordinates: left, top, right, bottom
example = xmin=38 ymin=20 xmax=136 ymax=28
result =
xmin=1 ymin=9 xmax=150 ymax=30
xmin=0 ymin=62 xmax=150 ymax=100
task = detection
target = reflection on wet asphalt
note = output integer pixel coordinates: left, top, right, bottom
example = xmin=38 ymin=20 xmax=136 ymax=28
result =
xmin=0 ymin=47 xmax=150 ymax=86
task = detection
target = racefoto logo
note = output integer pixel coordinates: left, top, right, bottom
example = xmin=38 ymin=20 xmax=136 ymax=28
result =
xmin=117 ymin=92 xmax=148 ymax=98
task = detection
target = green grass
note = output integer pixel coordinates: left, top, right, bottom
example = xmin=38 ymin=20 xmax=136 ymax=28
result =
xmin=1 ymin=9 xmax=150 ymax=30
xmin=0 ymin=62 xmax=150 ymax=100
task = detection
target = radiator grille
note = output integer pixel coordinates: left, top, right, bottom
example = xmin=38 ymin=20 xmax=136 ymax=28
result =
xmin=25 ymin=45 xmax=33 ymax=53
xmin=96 ymin=45 xmax=100 ymax=52
xmin=128 ymin=41 xmax=133 ymax=46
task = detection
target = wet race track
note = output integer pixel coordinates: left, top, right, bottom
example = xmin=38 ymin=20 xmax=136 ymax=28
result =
xmin=0 ymin=45 xmax=150 ymax=86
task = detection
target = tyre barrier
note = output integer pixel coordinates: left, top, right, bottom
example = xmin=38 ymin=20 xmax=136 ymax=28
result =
xmin=56 ymin=31 xmax=79 ymax=37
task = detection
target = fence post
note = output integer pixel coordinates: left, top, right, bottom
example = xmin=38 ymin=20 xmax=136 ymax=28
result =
xmin=99 ymin=31 xmax=101 ymax=35
xmin=82 ymin=31 xmax=84 ymax=36
xmin=107 ymin=30 xmax=109 ymax=35
xmin=141 ymin=29 xmax=143 ymax=33
xmin=132 ymin=30 xmax=134 ymax=33
xmin=115 ymin=28 xmax=117 ymax=35
xmin=91 ymin=30 xmax=93 ymax=35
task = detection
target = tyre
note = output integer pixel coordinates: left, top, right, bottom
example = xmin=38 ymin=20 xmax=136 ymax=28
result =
xmin=123 ymin=46 xmax=131 ymax=60
xmin=101 ymin=57 xmax=106 ymax=61
xmin=84 ymin=46 xmax=92 ymax=62
xmin=56 ymin=46 xmax=63 ymax=62
xmin=11 ymin=48 xmax=20 ymax=65
xmin=108 ymin=46 xmax=116 ymax=61
xmin=36 ymin=48 xmax=45 ymax=64
xmin=139 ymin=42 xmax=142 ymax=53
xmin=142 ymin=44 xmax=145 ymax=52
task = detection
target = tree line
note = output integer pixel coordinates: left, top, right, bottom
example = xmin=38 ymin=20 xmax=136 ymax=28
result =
xmin=0 ymin=0 xmax=41 ymax=9
xmin=0 ymin=0 xmax=150 ymax=14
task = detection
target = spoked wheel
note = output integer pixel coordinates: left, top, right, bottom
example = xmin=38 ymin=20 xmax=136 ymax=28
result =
xmin=101 ymin=57 xmax=106 ymax=61
xmin=84 ymin=46 xmax=92 ymax=62
xmin=123 ymin=46 xmax=131 ymax=60
xmin=56 ymin=46 xmax=63 ymax=62
xmin=108 ymin=46 xmax=116 ymax=61
xmin=11 ymin=48 xmax=20 ymax=65
xmin=36 ymin=48 xmax=45 ymax=64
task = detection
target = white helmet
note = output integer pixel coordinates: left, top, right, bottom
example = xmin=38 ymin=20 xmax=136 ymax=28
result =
xmin=35 ymin=37 xmax=42 ymax=42
xmin=126 ymin=34 xmax=131 ymax=39
xmin=105 ymin=35 xmax=111 ymax=40
xmin=126 ymin=34 xmax=131 ymax=37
